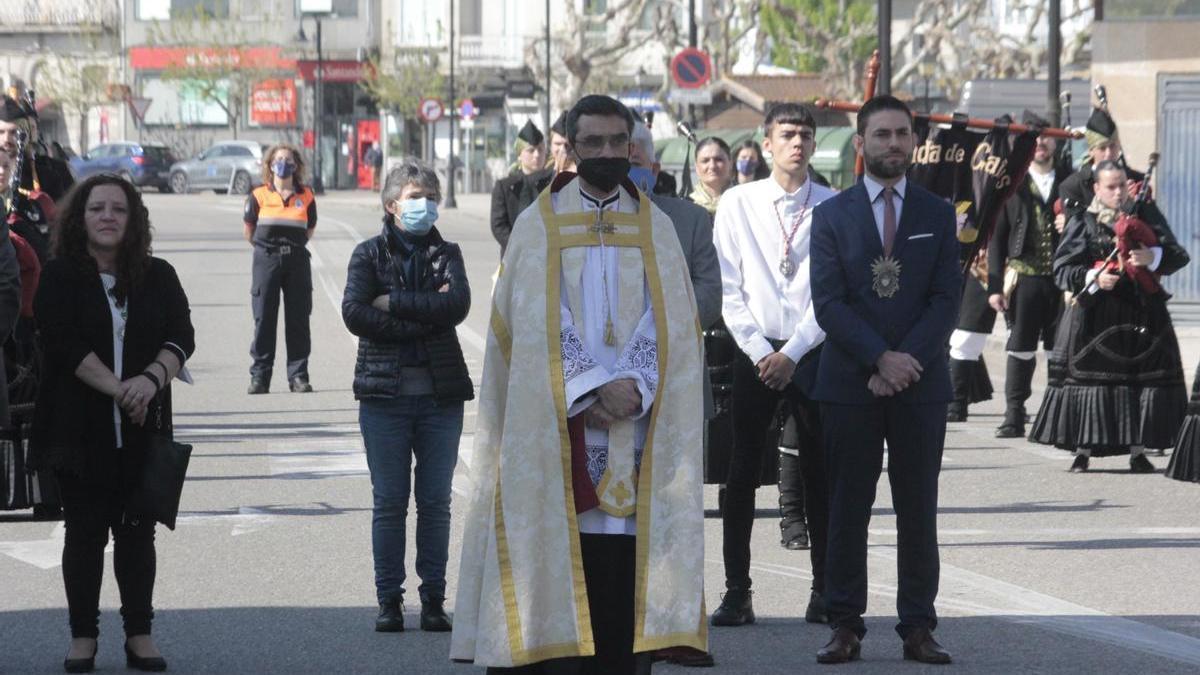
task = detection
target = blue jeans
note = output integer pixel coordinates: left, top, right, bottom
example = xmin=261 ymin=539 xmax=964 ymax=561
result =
xmin=359 ymin=396 xmax=464 ymax=604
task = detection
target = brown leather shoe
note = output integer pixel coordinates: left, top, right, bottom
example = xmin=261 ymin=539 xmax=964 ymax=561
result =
xmin=902 ymin=627 xmax=951 ymax=664
xmin=816 ymin=627 xmax=861 ymax=664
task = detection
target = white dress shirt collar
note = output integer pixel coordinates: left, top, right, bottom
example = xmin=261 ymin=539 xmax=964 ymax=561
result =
xmin=863 ymin=173 xmax=907 ymax=203
xmin=762 ymin=173 xmax=812 ymax=203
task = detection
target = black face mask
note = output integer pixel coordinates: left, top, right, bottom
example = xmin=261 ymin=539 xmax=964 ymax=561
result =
xmin=576 ymin=157 xmax=631 ymax=193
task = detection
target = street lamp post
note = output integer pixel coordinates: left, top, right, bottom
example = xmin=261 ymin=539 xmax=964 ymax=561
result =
xmin=298 ymin=13 xmax=328 ymax=194
xmin=446 ymin=0 xmax=458 ymax=208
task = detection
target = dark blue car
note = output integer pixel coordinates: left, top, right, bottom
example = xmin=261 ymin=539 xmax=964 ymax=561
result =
xmin=69 ymin=142 xmax=177 ymax=192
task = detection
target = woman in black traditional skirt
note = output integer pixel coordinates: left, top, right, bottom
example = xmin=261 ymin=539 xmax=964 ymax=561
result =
xmin=1029 ymin=161 xmax=1189 ymax=472
xmin=1166 ymin=370 xmax=1200 ymax=483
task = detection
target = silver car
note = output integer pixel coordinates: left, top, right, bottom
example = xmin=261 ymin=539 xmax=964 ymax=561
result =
xmin=168 ymin=140 xmax=264 ymax=195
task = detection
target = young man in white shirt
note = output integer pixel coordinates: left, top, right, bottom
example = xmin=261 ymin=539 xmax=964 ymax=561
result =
xmin=712 ymin=103 xmax=837 ymax=628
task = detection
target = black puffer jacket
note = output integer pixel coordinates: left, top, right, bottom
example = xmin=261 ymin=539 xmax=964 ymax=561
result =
xmin=342 ymin=218 xmax=474 ymax=402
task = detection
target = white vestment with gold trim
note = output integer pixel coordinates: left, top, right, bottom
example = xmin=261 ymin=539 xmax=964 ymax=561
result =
xmin=450 ymin=177 xmax=706 ymax=667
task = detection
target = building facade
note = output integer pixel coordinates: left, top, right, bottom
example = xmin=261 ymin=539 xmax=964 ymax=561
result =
xmin=0 ymin=0 xmax=123 ymax=153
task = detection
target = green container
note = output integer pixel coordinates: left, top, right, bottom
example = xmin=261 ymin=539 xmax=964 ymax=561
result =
xmin=810 ymin=127 xmax=857 ymax=190
xmin=655 ymin=126 xmax=857 ymax=190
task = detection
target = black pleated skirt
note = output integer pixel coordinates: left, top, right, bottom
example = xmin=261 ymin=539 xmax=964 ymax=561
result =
xmin=1166 ymin=363 xmax=1200 ymax=483
xmin=1028 ymin=292 xmax=1187 ymax=455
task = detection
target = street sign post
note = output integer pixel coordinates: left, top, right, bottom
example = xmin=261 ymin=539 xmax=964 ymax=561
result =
xmin=670 ymin=47 xmax=713 ymax=90
xmin=667 ymin=88 xmax=712 ymax=105
xmin=458 ymin=98 xmax=476 ymax=120
xmin=418 ymin=97 xmax=445 ymax=123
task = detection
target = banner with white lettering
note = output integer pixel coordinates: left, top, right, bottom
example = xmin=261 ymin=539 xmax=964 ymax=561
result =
xmin=909 ymin=117 xmax=1037 ymax=267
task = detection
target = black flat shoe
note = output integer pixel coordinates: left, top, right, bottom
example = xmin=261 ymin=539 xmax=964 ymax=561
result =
xmin=125 ymin=643 xmax=167 ymax=672
xmin=63 ymin=644 xmax=96 ymax=673
xmin=1069 ymin=455 xmax=1089 ymax=473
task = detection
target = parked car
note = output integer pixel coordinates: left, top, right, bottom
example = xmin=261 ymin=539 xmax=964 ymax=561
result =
xmin=168 ymin=140 xmax=264 ymax=195
xmin=69 ymin=142 xmax=177 ymax=192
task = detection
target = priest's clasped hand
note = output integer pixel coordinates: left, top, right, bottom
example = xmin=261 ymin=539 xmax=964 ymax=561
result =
xmin=584 ymin=379 xmax=643 ymax=429
xmin=598 ymin=379 xmax=642 ymax=418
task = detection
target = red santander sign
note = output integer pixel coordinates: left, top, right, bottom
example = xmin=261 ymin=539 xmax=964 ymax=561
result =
xmin=297 ymin=60 xmax=371 ymax=83
xmin=251 ymin=79 xmax=297 ymax=126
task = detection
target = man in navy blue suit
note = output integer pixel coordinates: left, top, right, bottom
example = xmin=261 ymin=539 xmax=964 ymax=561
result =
xmin=809 ymin=95 xmax=961 ymax=665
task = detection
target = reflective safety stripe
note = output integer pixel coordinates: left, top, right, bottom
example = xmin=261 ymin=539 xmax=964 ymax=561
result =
xmin=251 ymin=185 xmax=313 ymax=228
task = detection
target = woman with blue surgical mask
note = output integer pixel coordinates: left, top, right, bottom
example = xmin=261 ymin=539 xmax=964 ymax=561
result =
xmin=341 ymin=158 xmax=473 ymax=635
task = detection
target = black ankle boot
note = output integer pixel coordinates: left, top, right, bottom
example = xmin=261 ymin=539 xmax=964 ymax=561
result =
xmin=420 ymin=598 xmax=452 ymax=632
xmin=711 ymin=588 xmax=755 ymax=626
xmin=376 ymin=598 xmax=404 ymax=632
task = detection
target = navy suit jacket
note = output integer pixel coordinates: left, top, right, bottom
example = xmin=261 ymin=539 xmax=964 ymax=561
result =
xmin=810 ymin=181 xmax=962 ymax=405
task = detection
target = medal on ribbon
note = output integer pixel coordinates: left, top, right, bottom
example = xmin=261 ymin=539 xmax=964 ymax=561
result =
xmin=779 ymin=257 xmax=796 ymax=277
xmin=871 ymin=256 xmax=902 ymax=298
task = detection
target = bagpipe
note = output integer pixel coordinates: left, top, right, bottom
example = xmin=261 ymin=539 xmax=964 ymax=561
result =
xmin=5 ymin=129 xmax=56 ymax=232
xmin=1088 ymin=152 xmax=1161 ymax=295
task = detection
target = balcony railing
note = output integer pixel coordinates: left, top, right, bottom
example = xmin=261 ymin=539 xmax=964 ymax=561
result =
xmin=458 ymin=35 xmax=528 ymax=69
xmin=0 ymin=0 xmax=120 ymax=30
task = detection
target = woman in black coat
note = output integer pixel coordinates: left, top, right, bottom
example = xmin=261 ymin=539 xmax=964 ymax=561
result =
xmin=31 ymin=174 xmax=195 ymax=672
xmin=341 ymin=158 xmax=472 ymax=634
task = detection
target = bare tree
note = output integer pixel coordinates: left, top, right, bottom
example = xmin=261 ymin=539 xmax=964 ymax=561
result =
xmin=145 ymin=8 xmax=284 ymax=139
xmin=360 ymin=50 xmax=446 ymax=121
xmin=894 ymin=0 xmax=1095 ymax=102
xmin=525 ymin=0 xmax=653 ymax=113
xmin=34 ymin=51 xmax=112 ymax=150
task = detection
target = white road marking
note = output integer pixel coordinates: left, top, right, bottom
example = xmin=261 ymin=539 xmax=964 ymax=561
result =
xmin=0 ymin=523 xmax=93 ymax=569
xmin=175 ymin=506 xmax=278 ymax=536
xmin=720 ymin=550 xmax=1200 ymax=667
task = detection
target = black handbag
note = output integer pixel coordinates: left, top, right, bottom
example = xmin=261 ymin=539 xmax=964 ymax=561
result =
xmin=126 ymin=400 xmax=191 ymax=530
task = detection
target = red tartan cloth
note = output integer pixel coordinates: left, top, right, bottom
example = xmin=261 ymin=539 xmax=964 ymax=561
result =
xmin=1093 ymin=214 xmax=1161 ymax=294
xmin=568 ymin=413 xmax=599 ymax=514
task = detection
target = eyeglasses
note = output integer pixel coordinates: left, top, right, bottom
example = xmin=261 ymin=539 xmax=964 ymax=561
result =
xmin=574 ymin=133 xmax=631 ymax=153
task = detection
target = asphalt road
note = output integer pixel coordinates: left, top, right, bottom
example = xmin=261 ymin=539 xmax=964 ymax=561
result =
xmin=2 ymin=190 xmax=1199 ymax=674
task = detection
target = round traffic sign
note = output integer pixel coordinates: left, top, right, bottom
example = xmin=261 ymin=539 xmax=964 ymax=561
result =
xmin=670 ymin=48 xmax=712 ymax=90
xmin=458 ymin=98 xmax=476 ymax=120
xmin=418 ymin=97 xmax=444 ymax=123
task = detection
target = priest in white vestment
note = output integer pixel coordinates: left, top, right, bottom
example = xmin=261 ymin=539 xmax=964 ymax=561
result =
xmin=452 ymin=96 xmax=706 ymax=673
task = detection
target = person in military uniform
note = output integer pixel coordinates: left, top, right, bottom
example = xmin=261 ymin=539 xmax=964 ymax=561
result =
xmin=489 ymin=120 xmax=552 ymax=258
xmin=1059 ymin=106 xmax=1143 ymax=220
xmin=244 ymin=144 xmax=317 ymax=395
xmin=986 ymin=112 xmax=1067 ymax=438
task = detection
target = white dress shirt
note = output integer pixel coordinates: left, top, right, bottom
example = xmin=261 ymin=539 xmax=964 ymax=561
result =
xmin=1029 ymin=166 xmax=1056 ymax=204
xmin=863 ymin=174 xmax=907 ymax=245
xmin=714 ymin=175 xmax=838 ymax=364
